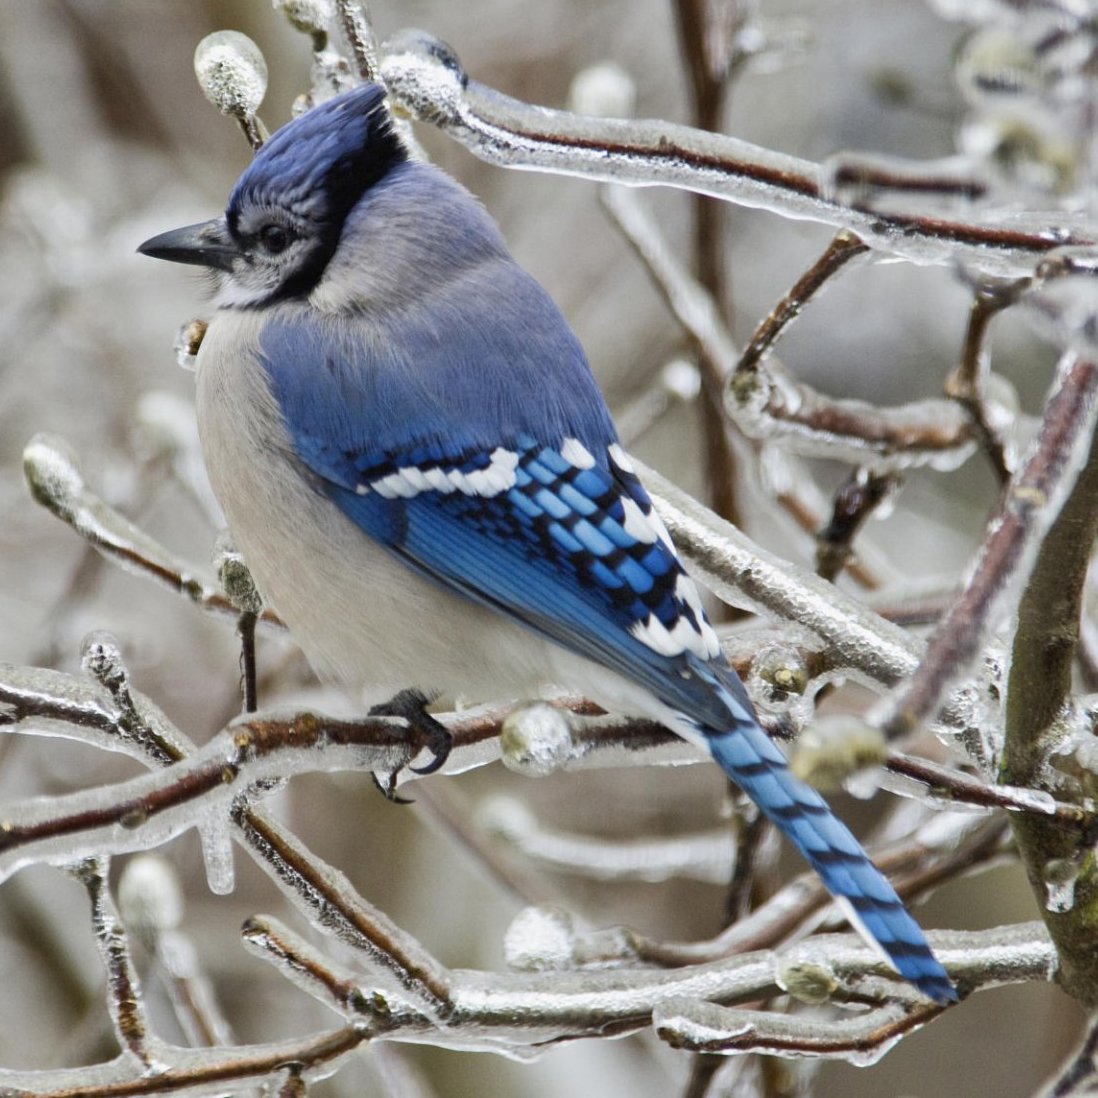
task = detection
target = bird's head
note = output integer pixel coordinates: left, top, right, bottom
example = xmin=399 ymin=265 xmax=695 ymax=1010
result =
xmin=138 ymin=83 xmax=407 ymax=307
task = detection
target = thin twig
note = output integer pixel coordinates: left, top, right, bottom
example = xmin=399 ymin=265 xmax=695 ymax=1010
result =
xmin=335 ymin=0 xmax=381 ymax=83
xmin=723 ymin=797 xmax=771 ymax=924
xmin=815 ymin=470 xmax=901 ymax=583
xmin=945 ymin=279 xmax=1030 ymax=485
xmin=631 ymin=815 xmax=1009 ymax=967
xmin=737 ymin=230 xmax=869 ymax=375
xmin=74 ymin=859 xmax=155 ymax=1068
xmin=239 ymin=610 xmax=258 ymax=714
xmin=1041 ymin=1013 xmax=1098 ymax=1098
xmin=23 ymin=435 xmax=285 ymax=633
xmin=653 ymin=920 xmax=1055 ymax=1056
xmin=885 ymin=752 xmax=1086 ymax=823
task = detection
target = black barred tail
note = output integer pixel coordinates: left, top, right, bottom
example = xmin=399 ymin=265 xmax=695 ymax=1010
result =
xmin=707 ymin=719 xmax=956 ymax=1004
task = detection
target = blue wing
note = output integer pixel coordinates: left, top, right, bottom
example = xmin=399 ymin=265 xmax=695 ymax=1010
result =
xmin=257 ymin=283 xmax=955 ymax=1004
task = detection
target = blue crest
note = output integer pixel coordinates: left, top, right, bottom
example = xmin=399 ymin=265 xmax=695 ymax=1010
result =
xmin=226 ymin=83 xmax=406 ymax=233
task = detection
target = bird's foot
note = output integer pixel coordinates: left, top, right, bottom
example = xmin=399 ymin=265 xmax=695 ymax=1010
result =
xmin=368 ymin=688 xmax=454 ymax=778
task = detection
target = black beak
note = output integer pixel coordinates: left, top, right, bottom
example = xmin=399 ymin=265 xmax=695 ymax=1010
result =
xmin=137 ymin=218 xmax=238 ymax=272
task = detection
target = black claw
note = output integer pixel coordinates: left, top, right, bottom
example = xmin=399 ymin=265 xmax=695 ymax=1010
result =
xmin=368 ymin=688 xmax=453 ymax=780
xmin=371 ymin=770 xmax=414 ymax=805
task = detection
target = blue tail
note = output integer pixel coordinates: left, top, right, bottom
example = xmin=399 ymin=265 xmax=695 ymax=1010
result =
xmin=707 ymin=718 xmax=956 ymax=1004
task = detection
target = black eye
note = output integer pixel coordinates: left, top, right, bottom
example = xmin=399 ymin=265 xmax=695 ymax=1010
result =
xmin=259 ymin=224 xmax=293 ymax=254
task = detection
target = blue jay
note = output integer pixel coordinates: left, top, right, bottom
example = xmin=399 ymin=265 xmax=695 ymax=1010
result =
xmin=139 ymin=84 xmax=955 ymax=1003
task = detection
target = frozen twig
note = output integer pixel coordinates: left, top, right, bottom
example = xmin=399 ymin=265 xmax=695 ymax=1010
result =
xmin=672 ymin=0 xmax=747 ymax=530
xmin=884 ymin=752 xmax=1085 ymax=824
xmin=736 ymin=230 xmax=869 ymax=375
xmin=945 ymin=278 xmax=1030 ymax=485
xmin=875 ymin=355 xmax=1098 ymax=747
xmin=0 ymin=661 xmax=193 ymax=766
xmin=637 ymin=461 xmax=924 ymax=687
xmin=237 ymin=913 xmax=1055 ymax=1054
xmin=656 ymin=996 xmax=939 ymax=1061
xmin=23 ymin=434 xmax=285 ymax=633
xmin=379 ymin=32 xmax=1091 ymax=276
xmin=654 ymin=920 xmax=1054 ymax=1058
xmin=232 ymin=921 xmax=1054 ymax=1055
xmin=478 ymin=795 xmax=736 ymax=884
xmin=73 ymin=858 xmax=156 ymax=1068
xmin=0 ymin=1024 xmax=372 ymax=1097
xmin=602 ymin=185 xmax=975 ymax=473
xmin=815 ymin=470 xmax=901 ymax=583
xmin=232 ymin=804 xmax=453 ymax=1013
xmin=629 ymin=813 xmax=1009 ymax=967
xmin=335 ymin=0 xmax=381 ymax=84
xmin=119 ymin=855 xmax=235 ymax=1048
xmin=1041 ymin=1013 xmax=1098 ymax=1098
xmin=722 ymin=798 xmax=773 ymax=924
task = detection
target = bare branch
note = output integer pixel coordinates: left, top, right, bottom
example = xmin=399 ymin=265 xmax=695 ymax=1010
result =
xmin=945 ymin=279 xmax=1031 ymax=485
xmin=74 ymin=859 xmax=155 ymax=1068
xmin=737 ymin=230 xmax=869 ymax=376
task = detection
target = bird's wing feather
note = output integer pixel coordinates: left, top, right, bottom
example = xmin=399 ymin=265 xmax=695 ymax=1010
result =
xmin=257 ymin=270 xmax=753 ymax=732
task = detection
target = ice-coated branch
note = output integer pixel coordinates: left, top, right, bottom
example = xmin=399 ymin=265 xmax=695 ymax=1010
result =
xmin=335 ymin=0 xmax=381 ymax=84
xmin=655 ymin=921 xmax=1055 ymax=1058
xmin=379 ymin=31 xmax=1091 ymax=277
xmin=118 ymin=855 xmax=235 ymax=1049
xmin=884 ymin=752 xmax=1085 ymax=824
xmin=1 ymin=660 xmax=1054 ymax=903
xmin=0 ymin=710 xmax=425 ymax=882
xmin=0 ymin=661 xmax=193 ymax=766
xmin=637 ymin=460 xmax=923 ymax=687
xmin=669 ymin=5 xmax=744 ymax=530
xmin=602 ymin=185 xmax=976 ymax=473
xmin=231 ymin=918 xmax=1055 ymax=1056
xmin=945 ymin=278 xmax=1030 ymax=484
xmin=656 ymin=996 xmax=939 ymax=1062
xmin=76 ymin=859 xmax=156 ymax=1067
xmin=875 ymin=355 xmax=1098 ymax=748
xmin=477 ymin=795 xmax=736 ymax=884
xmin=737 ymin=230 xmax=869 ymax=375
xmin=242 ymin=914 xmax=431 ymax=1036
xmin=23 ymin=435 xmax=285 ymax=633
xmin=0 ymin=1024 xmax=371 ymax=1097
xmin=233 ymin=804 xmax=453 ymax=1013
xmin=1002 ymin=358 xmax=1098 ymax=1007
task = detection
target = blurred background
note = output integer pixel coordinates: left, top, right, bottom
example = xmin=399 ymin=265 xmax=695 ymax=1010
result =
xmin=0 ymin=1 xmax=1079 ymax=1094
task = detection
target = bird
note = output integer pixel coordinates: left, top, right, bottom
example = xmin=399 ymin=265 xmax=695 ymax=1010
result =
xmin=138 ymin=82 xmax=956 ymax=1004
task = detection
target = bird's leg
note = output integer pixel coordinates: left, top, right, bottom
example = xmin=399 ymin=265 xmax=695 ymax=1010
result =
xmin=368 ymin=687 xmax=454 ymax=776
